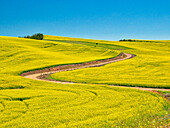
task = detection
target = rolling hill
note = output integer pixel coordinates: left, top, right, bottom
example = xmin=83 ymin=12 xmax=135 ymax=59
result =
xmin=0 ymin=35 xmax=169 ymax=127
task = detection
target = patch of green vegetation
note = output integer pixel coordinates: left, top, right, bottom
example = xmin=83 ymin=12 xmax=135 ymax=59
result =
xmin=22 ymin=33 xmax=43 ymax=40
xmin=44 ymin=39 xmax=131 ymax=50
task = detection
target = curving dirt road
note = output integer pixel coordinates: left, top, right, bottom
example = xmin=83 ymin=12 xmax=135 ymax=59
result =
xmin=21 ymin=53 xmax=170 ymax=92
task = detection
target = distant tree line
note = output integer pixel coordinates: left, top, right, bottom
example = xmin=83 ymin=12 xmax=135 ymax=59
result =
xmin=22 ymin=33 xmax=43 ymax=40
xmin=119 ymin=39 xmax=152 ymax=42
xmin=119 ymin=39 xmax=132 ymax=42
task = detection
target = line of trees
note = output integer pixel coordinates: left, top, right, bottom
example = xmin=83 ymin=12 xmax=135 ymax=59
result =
xmin=119 ymin=39 xmax=152 ymax=42
xmin=119 ymin=39 xmax=133 ymax=42
xmin=23 ymin=33 xmax=43 ymax=40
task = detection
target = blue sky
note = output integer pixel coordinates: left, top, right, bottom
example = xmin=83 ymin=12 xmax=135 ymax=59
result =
xmin=0 ymin=0 xmax=170 ymax=40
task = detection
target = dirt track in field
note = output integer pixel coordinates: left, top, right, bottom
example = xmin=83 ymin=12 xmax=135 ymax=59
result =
xmin=21 ymin=53 xmax=170 ymax=92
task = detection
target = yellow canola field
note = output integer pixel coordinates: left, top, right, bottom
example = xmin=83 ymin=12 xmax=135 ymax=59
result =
xmin=0 ymin=36 xmax=169 ymax=127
